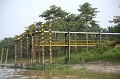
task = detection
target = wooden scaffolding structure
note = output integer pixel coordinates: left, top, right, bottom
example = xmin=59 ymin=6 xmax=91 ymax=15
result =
xmin=14 ymin=24 xmax=120 ymax=67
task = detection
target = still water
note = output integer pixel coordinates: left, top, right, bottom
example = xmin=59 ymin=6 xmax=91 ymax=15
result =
xmin=0 ymin=68 xmax=120 ymax=79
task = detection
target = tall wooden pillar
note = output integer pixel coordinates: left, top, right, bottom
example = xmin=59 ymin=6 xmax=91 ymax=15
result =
xmin=30 ymin=27 xmax=36 ymax=66
xmin=14 ymin=39 xmax=17 ymax=66
xmin=5 ymin=49 xmax=8 ymax=67
xmin=38 ymin=31 xmax=41 ymax=64
xmin=99 ymin=31 xmax=101 ymax=45
xmin=86 ymin=34 xmax=88 ymax=51
xmin=26 ymin=34 xmax=29 ymax=66
xmin=34 ymin=33 xmax=36 ymax=66
xmin=64 ymin=33 xmax=69 ymax=63
xmin=49 ymin=24 xmax=52 ymax=65
xmin=75 ymin=34 xmax=77 ymax=52
xmin=31 ymin=33 xmax=35 ymax=66
xmin=0 ymin=48 xmax=3 ymax=64
xmin=68 ymin=31 xmax=70 ymax=62
xmin=41 ymin=24 xmax=45 ymax=67
xmin=20 ymin=36 xmax=23 ymax=67
xmin=54 ymin=33 xmax=58 ymax=58
xmin=64 ymin=33 xmax=68 ymax=56
xmin=30 ymin=33 xmax=32 ymax=66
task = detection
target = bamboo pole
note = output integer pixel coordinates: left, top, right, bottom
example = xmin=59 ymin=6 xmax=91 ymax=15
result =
xmin=20 ymin=36 xmax=23 ymax=67
xmin=31 ymin=27 xmax=36 ymax=66
xmin=65 ymin=33 xmax=67 ymax=56
xmin=55 ymin=33 xmax=58 ymax=58
xmin=68 ymin=31 xmax=70 ymax=62
xmin=31 ymin=34 xmax=34 ymax=66
xmin=38 ymin=32 xmax=41 ymax=64
xmin=14 ymin=40 xmax=17 ymax=66
xmin=86 ymin=34 xmax=88 ymax=51
xmin=75 ymin=34 xmax=77 ymax=52
xmin=0 ymin=48 xmax=3 ymax=64
xmin=41 ymin=24 xmax=45 ymax=67
xmin=34 ymin=33 xmax=36 ymax=66
xmin=64 ymin=33 xmax=69 ymax=63
xmin=99 ymin=31 xmax=101 ymax=45
xmin=49 ymin=24 xmax=52 ymax=65
xmin=26 ymin=34 xmax=29 ymax=66
xmin=30 ymin=33 xmax=32 ymax=66
xmin=5 ymin=49 xmax=8 ymax=67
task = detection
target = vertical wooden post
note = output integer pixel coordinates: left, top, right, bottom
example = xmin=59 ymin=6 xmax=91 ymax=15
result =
xmin=55 ymin=33 xmax=58 ymax=58
xmin=31 ymin=27 xmax=36 ymax=66
xmin=38 ymin=30 xmax=41 ymax=64
xmin=20 ymin=36 xmax=23 ymax=67
xmin=64 ymin=32 xmax=70 ymax=63
xmin=26 ymin=34 xmax=29 ymax=66
xmin=0 ymin=48 xmax=3 ymax=64
xmin=68 ymin=31 xmax=70 ymax=62
xmin=30 ymin=33 xmax=32 ymax=66
xmin=106 ymin=34 xmax=108 ymax=43
xmin=86 ymin=34 xmax=88 ymax=51
xmin=34 ymin=33 xmax=36 ymax=66
xmin=99 ymin=31 xmax=101 ymax=45
xmin=31 ymin=34 xmax=34 ymax=66
xmin=49 ymin=24 xmax=52 ymax=65
xmin=75 ymin=34 xmax=77 ymax=52
xmin=14 ymin=39 xmax=17 ymax=66
xmin=5 ymin=49 xmax=8 ymax=67
xmin=41 ymin=24 xmax=45 ymax=67
xmin=65 ymin=33 xmax=67 ymax=56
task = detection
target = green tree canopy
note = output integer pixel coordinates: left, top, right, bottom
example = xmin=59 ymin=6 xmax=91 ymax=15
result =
xmin=39 ymin=5 xmax=69 ymax=31
xmin=39 ymin=5 xmax=69 ymax=21
xmin=0 ymin=38 xmax=14 ymax=59
xmin=109 ymin=16 xmax=120 ymax=24
xmin=77 ymin=2 xmax=100 ymax=32
xmin=39 ymin=3 xmax=100 ymax=32
xmin=108 ymin=16 xmax=120 ymax=33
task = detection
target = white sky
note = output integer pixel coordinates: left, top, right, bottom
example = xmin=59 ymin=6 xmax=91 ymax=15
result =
xmin=0 ymin=0 xmax=120 ymax=40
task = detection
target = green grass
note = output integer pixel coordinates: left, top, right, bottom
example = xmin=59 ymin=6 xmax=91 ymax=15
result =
xmin=26 ymin=64 xmax=71 ymax=70
xmin=53 ymin=45 xmax=120 ymax=64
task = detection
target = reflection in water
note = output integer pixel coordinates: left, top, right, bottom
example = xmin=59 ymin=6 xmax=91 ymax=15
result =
xmin=0 ymin=68 xmax=120 ymax=79
xmin=0 ymin=68 xmax=14 ymax=79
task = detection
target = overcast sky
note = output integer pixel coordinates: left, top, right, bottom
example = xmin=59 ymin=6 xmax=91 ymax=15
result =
xmin=0 ymin=0 xmax=120 ymax=40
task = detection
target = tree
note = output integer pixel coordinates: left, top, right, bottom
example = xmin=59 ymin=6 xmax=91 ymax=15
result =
xmin=40 ymin=5 xmax=68 ymax=21
xmin=39 ymin=5 xmax=69 ymax=31
xmin=109 ymin=16 xmax=120 ymax=24
xmin=63 ymin=14 xmax=78 ymax=31
xmin=108 ymin=16 xmax=120 ymax=33
xmin=107 ymin=16 xmax=120 ymax=42
xmin=0 ymin=38 xmax=14 ymax=59
xmin=77 ymin=2 xmax=100 ymax=32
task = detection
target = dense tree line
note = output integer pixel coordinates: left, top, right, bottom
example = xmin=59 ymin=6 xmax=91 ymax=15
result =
xmin=0 ymin=38 xmax=14 ymax=59
xmin=39 ymin=2 xmax=100 ymax=32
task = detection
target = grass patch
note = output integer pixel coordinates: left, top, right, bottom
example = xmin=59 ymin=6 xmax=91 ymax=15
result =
xmin=26 ymin=64 xmax=71 ymax=70
xmin=54 ymin=45 xmax=120 ymax=64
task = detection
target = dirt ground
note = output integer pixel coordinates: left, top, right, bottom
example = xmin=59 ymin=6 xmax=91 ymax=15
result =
xmin=72 ymin=62 xmax=120 ymax=73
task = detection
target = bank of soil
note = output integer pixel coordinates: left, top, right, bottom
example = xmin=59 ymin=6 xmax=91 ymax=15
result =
xmin=72 ymin=62 xmax=120 ymax=73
